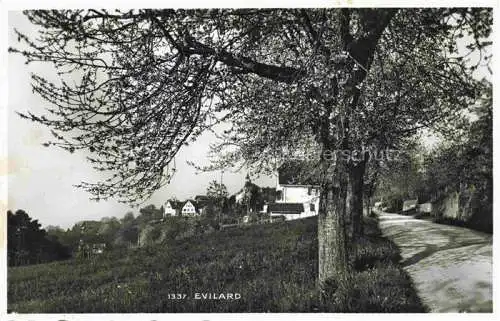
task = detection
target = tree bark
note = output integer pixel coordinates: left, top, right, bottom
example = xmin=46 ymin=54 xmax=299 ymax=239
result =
xmin=364 ymin=196 xmax=371 ymax=216
xmin=347 ymin=160 xmax=366 ymax=239
xmin=316 ymin=7 xmax=396 ymax=303
xmin=318 ymin=161 xmax=350 ymax=298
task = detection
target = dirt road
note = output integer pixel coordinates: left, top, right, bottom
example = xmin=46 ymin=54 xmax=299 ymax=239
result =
xmin=375 ymin=209 xmax=492 ymax=312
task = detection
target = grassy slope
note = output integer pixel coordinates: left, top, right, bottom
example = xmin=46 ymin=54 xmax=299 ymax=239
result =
xmin=8 ymin=217 xmax=427 ymax=313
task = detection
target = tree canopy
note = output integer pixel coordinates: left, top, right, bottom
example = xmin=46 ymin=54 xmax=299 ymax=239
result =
xmin=7 ymin=210 xmax=71 ymax=266
xmin=206 ymin=179 xmax=228 ymax=200
xmin=11 ymin=8 xmax=491 ymax=204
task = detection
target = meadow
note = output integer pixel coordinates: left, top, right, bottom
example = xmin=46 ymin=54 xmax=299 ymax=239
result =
xmin=8 ymin=216 xmax=427 ymax=313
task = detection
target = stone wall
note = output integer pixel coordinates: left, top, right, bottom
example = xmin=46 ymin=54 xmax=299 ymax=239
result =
xmin=433 ymin=192 xmax=460 ymax=219
xmin=431 ymin=185 xmax=491 ymax=233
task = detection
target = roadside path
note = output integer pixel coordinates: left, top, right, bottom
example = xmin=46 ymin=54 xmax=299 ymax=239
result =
xmin=375 ymin=209 xmax=492 ymax=312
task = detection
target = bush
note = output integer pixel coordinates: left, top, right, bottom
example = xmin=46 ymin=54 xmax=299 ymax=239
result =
xmin=466 ymin=210 xmax=493 ymax=234
xmin=8 ymin=210 xmax=72 ymax=266
xmin=332 ymin=265 xmax=426 ymax=312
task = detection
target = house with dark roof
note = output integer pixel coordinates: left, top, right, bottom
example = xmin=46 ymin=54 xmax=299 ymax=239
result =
xmin=164 ymin=199 xmax=183 ymax=216
xmin=181 ymin=200 xmax=201 ymax=216
xmin=266 ymin=161 xmax=321 ymax=221
xmin=194 ymin=195 xmax=213 ymax=211
xmin=165 ymin=196 xmax=213 ymax=218
xmin=194 ymin=195 xmax=210 ymax=203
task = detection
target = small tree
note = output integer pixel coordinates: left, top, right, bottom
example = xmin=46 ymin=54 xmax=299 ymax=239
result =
xmin=7 ymin=210 xmax=70 ymax=266
xmin=206 ymin=180 xmax=228 ymax=201
xmin=121 ymin=212 xmax=135 ymax=226
xmin=137 ymin=204 xmax=164 ymax=223
xmin=206 ymin=180 xmax=228 ymax=222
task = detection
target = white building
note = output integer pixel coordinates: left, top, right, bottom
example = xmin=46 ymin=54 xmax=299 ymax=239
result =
xmin=235 ymin=190 xmax=245 ymax=204
xmin=164 ymin=200 xmax=182 ymax=216
xmin=181 ymin=200 xmax=200 ymax=216
xmin=267 ymin=162 xmax=321 ymax=221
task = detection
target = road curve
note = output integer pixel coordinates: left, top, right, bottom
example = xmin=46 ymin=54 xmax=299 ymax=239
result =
xmin=375 ymin=209 xmax=492 ymax=313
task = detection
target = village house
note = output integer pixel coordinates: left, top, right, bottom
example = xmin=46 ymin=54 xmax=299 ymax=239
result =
xmin=77 ymin=241 xmax=106 ymax=258
xmin=164 ymin=196 xmax=213 ymax=217
xmin=91 ymin=243 xmax=107 ymax=254
xmin=266 ymin=161 xmax=321 ymax=221
xmin=181 ymin=200 xmax=201 ymax=216
xmin=164 ymin=199 xmax=182 ymax=216
xmin=194 ymin=195 xmax=212 ymax=214
xmin=235 ymin=189 xmax=245 ymax=204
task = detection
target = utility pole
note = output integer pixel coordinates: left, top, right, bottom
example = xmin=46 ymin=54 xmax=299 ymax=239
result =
xmin=16 ymin=226 xmax=23 ymax=266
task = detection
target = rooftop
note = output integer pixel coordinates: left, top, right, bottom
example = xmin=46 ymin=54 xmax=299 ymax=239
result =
xmin=267 ymin=203 xmax=304 ymax=214
xmin=278 ymin=161 xmax=322 ymax=186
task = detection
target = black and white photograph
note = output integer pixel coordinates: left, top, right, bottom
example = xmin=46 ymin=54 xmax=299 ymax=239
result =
xmin=3 ymin=1 xmax=494 ymax=315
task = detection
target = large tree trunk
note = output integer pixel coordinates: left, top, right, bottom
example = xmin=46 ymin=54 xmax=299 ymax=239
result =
xmin=316 ymin=7 xmax=395 ymax=303
xmin=318 ymin=161 xmax=350 ymax=298
xmin=347 ymin=160 xmax=366 ymax=239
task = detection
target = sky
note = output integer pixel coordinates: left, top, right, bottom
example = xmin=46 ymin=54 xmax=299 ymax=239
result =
xmin=7 ymin=11 xmax=275 ymax=229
